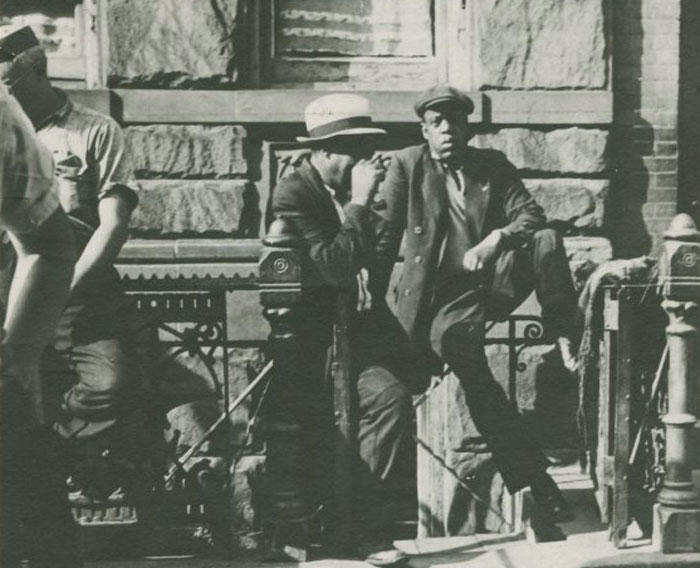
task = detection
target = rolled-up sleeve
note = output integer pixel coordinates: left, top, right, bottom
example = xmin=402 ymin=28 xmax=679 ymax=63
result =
xmin=88 ymin=116 xmax=139 ymax=211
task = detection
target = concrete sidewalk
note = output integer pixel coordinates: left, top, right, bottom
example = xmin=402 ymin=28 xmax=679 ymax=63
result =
xmin=84 ymin=459 xmax=700 ymax=567
xmin=83 ymin=532 xmax=700 ymax=568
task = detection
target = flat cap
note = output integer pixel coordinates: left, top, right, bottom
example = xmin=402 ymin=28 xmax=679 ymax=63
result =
xmin=0 ymin=26 xmax=39 ymax=63
xmin=414 ymin=84 xmax=474 ymax=117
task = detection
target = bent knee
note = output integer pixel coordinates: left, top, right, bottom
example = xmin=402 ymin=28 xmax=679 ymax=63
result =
xmin=68 ymin=342 xmax=140 ymax=411
xmin=358 ymin=366 xmax=412 ymax=417
xmin=532 ymin=228 xmax=560 ymax=248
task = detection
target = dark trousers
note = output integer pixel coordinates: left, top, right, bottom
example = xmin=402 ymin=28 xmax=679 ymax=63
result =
xmin=354 ymin=364 xmax=412 ymax=537
xmin=299 ymin=316 xmax=412 ymax=542
xmin=429 ymin=229 xmax=577 ymax=493
xmin=0 ymin=383 xmax=80 ymax=567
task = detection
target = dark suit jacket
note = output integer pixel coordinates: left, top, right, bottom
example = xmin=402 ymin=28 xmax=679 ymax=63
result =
xmin=271 ymin=159 xmax=416 ymax=386
xmin=375 ymin=143 xmax=546 ymax=355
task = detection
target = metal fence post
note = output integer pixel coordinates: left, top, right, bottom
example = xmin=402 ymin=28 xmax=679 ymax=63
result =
xmin=259 ymin=215 xmax=309 ymax=561
xmin=655 ymin=213 xmax=700 ymax=553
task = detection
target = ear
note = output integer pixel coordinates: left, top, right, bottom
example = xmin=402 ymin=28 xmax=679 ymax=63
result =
xmin=420 ymin=121 xmax=429 ymax=142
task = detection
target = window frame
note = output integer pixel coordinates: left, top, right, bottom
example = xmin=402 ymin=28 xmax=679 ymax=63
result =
xmin=249 ymin=0 xmax=475 ymax=90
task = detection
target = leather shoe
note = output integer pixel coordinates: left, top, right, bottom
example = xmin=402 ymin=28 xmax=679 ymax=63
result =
xmin=530 ymin=473 xmax=574 ymax=523
xmin=357 ymin=544 xmax=408 ymax=567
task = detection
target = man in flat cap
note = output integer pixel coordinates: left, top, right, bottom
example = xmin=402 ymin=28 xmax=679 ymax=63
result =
xmin=270 ymin=94 xmax=412 ymax=565
xmin=375 ymin=84 xmax=579 ymax=531
xmin=0 ymin=82 xmax=80 ymax=566
xmin=0 ymin=26 xmax=149 ymax=502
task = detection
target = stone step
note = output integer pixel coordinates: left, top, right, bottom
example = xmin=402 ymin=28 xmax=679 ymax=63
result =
xmin=523 ymin=456 xmax=607 ymax=544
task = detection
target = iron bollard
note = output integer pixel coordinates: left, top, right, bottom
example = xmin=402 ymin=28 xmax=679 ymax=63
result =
xmin=655 ymin=213 xmax=700 ymax=553
xmin=259 ymin=215 xmax=309 ymax=561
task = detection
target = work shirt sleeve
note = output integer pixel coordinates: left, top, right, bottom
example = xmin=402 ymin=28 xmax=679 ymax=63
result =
xmin=87 ymin=115 xmax=139 ymax=212
xmin=0 ymin=88 xmax=60 ymax=235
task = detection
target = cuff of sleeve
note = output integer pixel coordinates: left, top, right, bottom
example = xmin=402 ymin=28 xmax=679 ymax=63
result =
xmin=98 ymin=183 xmax=140 ymax=211
xmin=343 ymin=202 xmax=369 ymax=225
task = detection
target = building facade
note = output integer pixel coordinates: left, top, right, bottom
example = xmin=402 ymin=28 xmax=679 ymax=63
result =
xmin=2 ymin=0 xmax=697 ymax=548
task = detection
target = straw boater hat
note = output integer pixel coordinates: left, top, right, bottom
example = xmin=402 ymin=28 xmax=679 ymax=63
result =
xmin=297 ymin=93 xmax=386 ymax=143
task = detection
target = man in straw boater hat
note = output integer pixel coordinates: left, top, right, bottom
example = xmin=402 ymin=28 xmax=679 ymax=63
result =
xmin=374 ymin=84 xmax=579 ymax=537
xmin=0 ymin=27 xmax=153 ymax=508
xmin=270 ymin=94 xmax=413 ymax=566
xmin=0 ymin=82 xmax=79 ymax=566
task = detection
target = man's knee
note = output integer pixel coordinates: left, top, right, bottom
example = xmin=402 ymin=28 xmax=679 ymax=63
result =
xmin=531 ymin=228 xmax=560 ymax=251
xmin=440 ymin=321 xmax=484 ymax=365
xmin=66 ymin=340 xmax=138 ymax=415
xmin=358 ymin=366 xmax=411 ymax=420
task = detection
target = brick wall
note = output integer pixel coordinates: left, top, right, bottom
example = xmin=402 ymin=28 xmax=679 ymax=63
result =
xmin=610 ymin=0 xmax=681 ymax=257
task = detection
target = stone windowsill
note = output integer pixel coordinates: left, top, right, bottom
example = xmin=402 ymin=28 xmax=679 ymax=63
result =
xmin=67 ymin=89 xmax=613 ymax=125
xmin=117 ymin=236 xmax=612 ymax=266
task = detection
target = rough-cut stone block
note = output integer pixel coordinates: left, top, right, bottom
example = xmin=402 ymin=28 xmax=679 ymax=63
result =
xmin=108 ymin=0 xmax=239 ymax=88
xmin=564 ymin=236 xmax=613 ymax=266
xmin=524 ymin=179 xmax=609 ymax=228
xmin=472 ymin=128 xmax=608 ymax=174
xmin=131 ymin=180 xmax=259 ymax=235
xmin=126 ymin=125 xmax=247 ymax=178
xmin=477 ymin=0 xmax=607 ymax=89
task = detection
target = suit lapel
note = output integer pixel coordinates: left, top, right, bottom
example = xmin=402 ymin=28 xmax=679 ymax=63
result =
xmin=421 ymin=147 xmax=448 ymax=228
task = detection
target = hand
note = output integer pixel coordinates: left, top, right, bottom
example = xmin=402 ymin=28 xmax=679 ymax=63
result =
xmin=351 ymin=157 xmax=386 ymax=207
xmin=356 ymin=267 xmax=373 ymax=313
xmin=462 ymin=230 xmax=503 ymax=273
xmin=557 ymin=336 xmax=578 ymax=374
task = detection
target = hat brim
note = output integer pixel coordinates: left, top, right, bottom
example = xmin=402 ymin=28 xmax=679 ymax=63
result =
xmin=297 ymin=126 xmax=387 ymax=143
xmin=416 ymin=96 xmax=474 ymax=116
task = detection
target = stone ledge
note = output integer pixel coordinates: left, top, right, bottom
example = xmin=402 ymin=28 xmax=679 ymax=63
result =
xmin=118 ymin=236 xmax=613 ymax=268
xmin=65 ymin=89 xmax=612 ymax=125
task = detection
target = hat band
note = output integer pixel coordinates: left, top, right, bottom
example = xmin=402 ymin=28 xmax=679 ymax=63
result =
xmin=308 ymin=115 xmax=373 ymax=138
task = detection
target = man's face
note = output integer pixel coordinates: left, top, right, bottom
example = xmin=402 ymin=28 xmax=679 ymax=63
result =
xmin=421 ymin=106 xmax=469 ymax=161
xmin=324 ymin=136 xmax=376 ymax=189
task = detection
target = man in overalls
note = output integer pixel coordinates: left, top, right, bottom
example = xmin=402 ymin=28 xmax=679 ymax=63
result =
xmin=0 ymin=26 xmax=150 ymax=501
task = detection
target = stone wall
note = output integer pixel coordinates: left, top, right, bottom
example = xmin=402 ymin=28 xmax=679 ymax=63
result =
xmin=475 ymin=0 xmax=608 ymax=89
xmin=10 ymin=0 xmax=687 ymax=548
xmin=107 ymin=0 xmax=242 ymax=88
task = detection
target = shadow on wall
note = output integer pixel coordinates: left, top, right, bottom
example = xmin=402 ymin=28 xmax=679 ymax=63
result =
xmin=679 ymin=0 xmax=700 ymax=225
xmin=606 ymin=0 xmax=653 ymax=258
